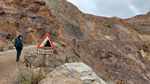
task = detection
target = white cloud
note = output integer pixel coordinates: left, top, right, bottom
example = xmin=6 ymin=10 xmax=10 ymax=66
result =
xmin=67 ymin=0 xmax=150 ymax=18
xmin=129 ymin=5 xmax=140 ymax=14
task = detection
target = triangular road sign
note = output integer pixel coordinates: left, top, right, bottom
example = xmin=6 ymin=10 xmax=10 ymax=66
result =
xmin=37 ymin=34 xmax=54 ymax=49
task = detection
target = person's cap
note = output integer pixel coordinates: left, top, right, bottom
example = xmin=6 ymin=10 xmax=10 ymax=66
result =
xmin=18 ymin=35 xmax=23 ymax=38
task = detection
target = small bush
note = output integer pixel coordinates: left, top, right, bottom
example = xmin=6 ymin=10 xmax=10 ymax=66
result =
xmin=75 ymin=20 xmax=78 ymax=23
xmin=20 ymin=68 xmax=45 ymax=84
xmin=60 ymin=41 xmax=66 ymax=47
xmin=65 ymin=56 xmax=70 ymax=63
xmin=105 ymin=72 xmax=111 ymax=77
xmin=79 ymin=10 xmax=82 ymax=13
xmin=107 ymin=24 xmax=111 ymax=28
xmin=63 ymin=41 xmax=66 ymax=43
xmin=57 ymin=10 xmax=60 ymax=13
xmin=48 ymin=0 xmax=52 ymax=2
xmin=56 ymin=2 xmax=59 ymax=5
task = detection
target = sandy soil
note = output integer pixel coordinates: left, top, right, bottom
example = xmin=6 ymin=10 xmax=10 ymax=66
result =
xmin=0 ymin=45 xmax=37 ymax=84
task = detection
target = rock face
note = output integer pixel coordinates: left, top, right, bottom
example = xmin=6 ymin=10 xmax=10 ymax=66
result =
xmin=1 ymin=0 xmax=150 ymax=83
xmin=38 ymin=62 xmax=107 ymax=84
xmin=71 ymin=40 xmax=150 ymax=84
xmin=0 ymin=0 xmax=61 ymax=49
xmin=1 ymin=0 xmax=150 ymax=49
xmin=126 ymin=12 xmax=150 ymax=35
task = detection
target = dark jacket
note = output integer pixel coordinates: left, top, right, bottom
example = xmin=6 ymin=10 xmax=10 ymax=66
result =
xmin=16 ymin=35 xmax=23 ymax=49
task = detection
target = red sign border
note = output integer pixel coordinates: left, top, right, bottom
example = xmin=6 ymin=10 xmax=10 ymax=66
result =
xmin=37 ymin=34 xmax=54 ymax=49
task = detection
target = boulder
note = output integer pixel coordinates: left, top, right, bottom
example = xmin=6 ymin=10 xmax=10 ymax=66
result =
xmin=24 ymin=42 xmax=80 ymax=68
xmin=24 ymin=50 xmax=39 ymax=67
xmin=38 ymin=62 xmax=107 ymax=84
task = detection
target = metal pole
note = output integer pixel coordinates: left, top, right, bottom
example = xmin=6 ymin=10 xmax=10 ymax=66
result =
xmin=42 ymin=54 xmax=46 ymax=67
xmin=46 ymin=54 xmax=50 ymax=67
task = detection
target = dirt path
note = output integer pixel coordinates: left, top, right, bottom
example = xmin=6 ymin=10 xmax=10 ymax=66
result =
xmin=0 ymin=45 xmax=37 ymax=84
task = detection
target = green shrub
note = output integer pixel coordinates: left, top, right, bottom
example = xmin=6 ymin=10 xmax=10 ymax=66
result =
xmin=22 ymin=78 xmax=31 ymax=84
xmin=48 ymin=0 xmax=52 ymax=2
xmin=107 ymin=24 xmax=111 ymax=28
xmin=20 ymin=68 xmax=45 ymax=84
xmin=56 ymin=2 xmax=59 ymax=5
xmin=57 ymin=10 xmax=60 ymax=13
xmin=105 ymin=72 xmax=111 ymax=77
xmin=65 ymin=56 xmax=70 ymax=63
xmin=80 ymin=10 xmax=82 ymax=13
xmin=75 ymin=20 xmax=78 ymax=23
xmin=63 ymin=41 xmax=66 ymax=43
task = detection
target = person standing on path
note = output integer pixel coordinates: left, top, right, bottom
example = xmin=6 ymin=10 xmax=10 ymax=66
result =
xmin=15 ymin=35 xmax=23 ymax=62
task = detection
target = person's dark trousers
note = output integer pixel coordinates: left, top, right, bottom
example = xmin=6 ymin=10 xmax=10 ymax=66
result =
xmin=16 ymin=48 xmax=22 ymax=62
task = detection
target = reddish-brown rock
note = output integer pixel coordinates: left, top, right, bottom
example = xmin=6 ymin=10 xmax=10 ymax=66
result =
xmin=0 ymin=0 xmax=150 ymax=83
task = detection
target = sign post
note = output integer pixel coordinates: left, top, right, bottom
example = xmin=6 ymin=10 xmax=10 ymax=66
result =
xmin=37 ymin=34 xmax=55 ymax=67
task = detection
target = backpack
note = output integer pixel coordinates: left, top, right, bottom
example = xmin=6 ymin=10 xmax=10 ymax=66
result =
xmin=13 ymin=39 xmax=17 ymax=47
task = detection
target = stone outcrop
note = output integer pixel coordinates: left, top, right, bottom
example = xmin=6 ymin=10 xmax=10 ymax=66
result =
xmin=38 ymin=62 xmax=107 ymax=84
xmin=24 ymin=42 xmax=81 ymax=68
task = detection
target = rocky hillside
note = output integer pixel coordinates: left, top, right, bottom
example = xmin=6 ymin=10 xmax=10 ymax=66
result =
xmin=125 ymin=12 xmax=150 ymax=35
xmin=1 ymin=0 xmax=150 ymax=49
xmin=0 ymin=0 xmax=61 ymax=50
xmin=0 ymin=0 xmax=150 ymax=83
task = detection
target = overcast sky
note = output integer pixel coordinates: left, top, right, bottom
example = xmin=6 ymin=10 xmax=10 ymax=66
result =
xmin=67 ymin=0 xmax=150 ymax=19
